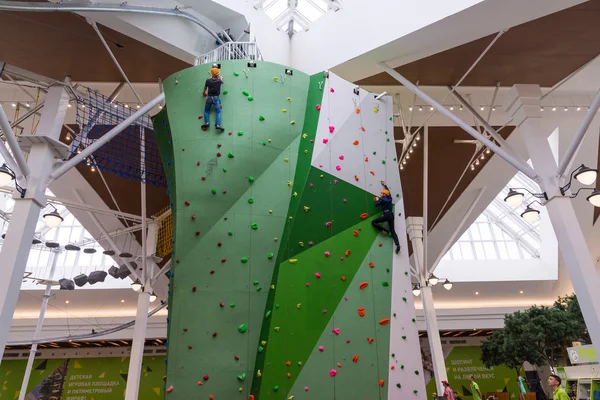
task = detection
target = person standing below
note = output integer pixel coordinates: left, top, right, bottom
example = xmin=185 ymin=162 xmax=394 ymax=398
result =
xmin=548 ymin=375 xmax=568 ymax=400
xmin=518 ymin=376 xmax=528 ymax=400
xmin=469 ymin=375 xmax=483 ymax=400
xmin=372 ymin=180 xmax=401 ymax=254
xmin=202 ymin=67 xmax=225 ymax=132
xmin=442 ymin=380 xmax=455 ymax=400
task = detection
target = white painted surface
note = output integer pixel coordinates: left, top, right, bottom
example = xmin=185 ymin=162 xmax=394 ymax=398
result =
xmin=436 ymin=258 xmax=557 ymax=283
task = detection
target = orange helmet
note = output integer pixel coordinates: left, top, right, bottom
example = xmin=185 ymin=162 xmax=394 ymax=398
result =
xmin=381 ymin=189 xmax=390 ymax=196
xmin=210 ymin=67 xmax=220 ymax=76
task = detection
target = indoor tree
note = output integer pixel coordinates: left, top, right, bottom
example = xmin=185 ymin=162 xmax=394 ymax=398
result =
xmin=481 ymin=329 xmax=545 ymax=380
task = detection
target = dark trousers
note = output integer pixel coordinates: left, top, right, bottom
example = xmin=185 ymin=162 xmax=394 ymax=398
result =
xmin=372 ymin=213 xmax=400 ymax=246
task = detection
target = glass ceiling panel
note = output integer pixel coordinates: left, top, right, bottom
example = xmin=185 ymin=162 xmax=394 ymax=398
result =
xmin=261 ymin=0 xmax=342 ymax=34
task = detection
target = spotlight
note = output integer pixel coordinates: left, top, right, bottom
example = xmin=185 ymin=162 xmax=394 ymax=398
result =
xmin=492 ymin=106 xmax=496 ymax=111
xmin=552 ymin=107 xmax=556 ymax=111
xmin=564 ymin=107 xmax=568 ymax=112
xmin=125 ymin=104 xmax=129 ymax=108
xmin=540 ymin=107 xmax=544 ymax=112
xmin=25 ymin=103 xmax=30 ymax=108
xmin=486 ymin=149 xmax=491 ymax=154
xmin=442 ymin=279 xmax=453 ymax=290
xmin=481 ymin=154 xmax=485 ymax=160
xmin=416 ymin=134 xmax=420 ymax=141
xmin=475 ymin=159 xmax=480 ymax=165
xmin=43 ymin=205 xmax=63 ymax=228
xmin=470 ymin=165 xmax=475 ymax=171
xmin=521 ymin=206 xmax=540 ymax=223
xmin=577 ymin=106 xmax=581 ymax=111
xmin=429 ymin=106 xmax=434 ymax=111
xmin=68 ymin=103 xmax=72 ymax=108
xmin=504 ymin=189 xmax=524 ymax=208
xmin=11 ymin=103 xmax=16 ymax=107
xmin=409 ymin=106 xmax=413 ymax=112
xmin=459 ymin=106 xmax=463 ymax=111
xmin=136 ymin=105 xmax=141 ymax=109
xmin=450 ymin=106 xmax=454 ymax=111
xmin=412 ymin=284 xmax=421 ymax=296
xmin=418 ymin=106 xmax=423 ymax=112
xmin=480 ymin=106 xmax=484 ymax=111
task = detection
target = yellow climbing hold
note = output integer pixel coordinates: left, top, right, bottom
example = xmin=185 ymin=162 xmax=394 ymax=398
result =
xmin=261 ymin=340 xmax=267 ymax=345
xmin=239 ymin=387 xmax=243 ymax=392
xmin=287 ymin=97 xmax=292 ymax=102
xmin=269 ymin=209 xmax=273 ymax=214
xmin=274 ymin=237 xmax=278 ymax=241
xmin=303 ymin=206 xmax=310 ymax=212
xmin=284 ymin=158 xmax=289 ymax=162
xmin=297 ymin=303 xmax=301 ymax=309
xmin=274 ymin=77 xmax=279 ymax=82
xmin=288 ymin=396 xmax=295 ymax=400
xmin=304 ymin=149 xmax=308 ymax=154
xmin=320 ymin=174 xmax=324 ymax=178
xmin=274 ymin=327 xmax=280 ymax=332
xmin=281 ymin=109 xmax=287 ymax=113
xmin=293 ymin=191 xmax=298 ymax=197
xmin=268 ymin=138 xmax=272 ymax=142
xmin=373 ymin=107 xmax=379 ymax=113
xmin=290 ymin=120 xmax=296 ymax=125
xmin=298 ymin=361 xmax=303 ymax=366
xmin=302 ymin=133 xmax=308 ymax=139
xmin=289 ymin=259 xmax=298 ymax=264
xmin=257 ymin=370 xmax=262 ymax=377
xmin=299 ymin=242 xmax=304 ymax=247
xmin=289 ymin=216 xmax=293 ymax=220
xmin=271 ymin=284 xmax=275 ymax=289
xmin=287 ymin=181 xmax=292 ymax=187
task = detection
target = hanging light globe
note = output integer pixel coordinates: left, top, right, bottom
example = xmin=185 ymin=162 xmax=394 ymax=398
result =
xmin=504 ymin=189 xmax=524 ymax=208
xmin=574 ymin=165 xmax=598 ymax=186
xmin=521 ymin=206 xmax=540 ymax=223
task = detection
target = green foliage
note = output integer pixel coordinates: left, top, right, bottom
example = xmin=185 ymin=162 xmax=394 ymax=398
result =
xmin=554 ymin=294 xmax=589 ymax=343
xmin=481 ymin=329 xmax=544 ymax=377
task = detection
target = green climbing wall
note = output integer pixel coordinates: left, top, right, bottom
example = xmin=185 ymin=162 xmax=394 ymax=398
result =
xmin=153 ymin=63 xmax=424 ymax=400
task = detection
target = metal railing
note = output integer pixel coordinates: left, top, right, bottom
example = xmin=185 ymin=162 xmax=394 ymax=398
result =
xmin=199 ymin=42 xmax=263 ymax=64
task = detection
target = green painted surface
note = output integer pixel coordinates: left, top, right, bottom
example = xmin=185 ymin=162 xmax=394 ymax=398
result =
xmin=426 ymin=346 xmax=520 ymax=399
xmin=0 ymin=356 xmax=165 ymax=399
xmin=256 ymin=216 xmax=382 ymax=397
xmin=285 ymin=236 xmax=393 ymax=399
xmin=155 ymin=61 xmax=310 ymax=399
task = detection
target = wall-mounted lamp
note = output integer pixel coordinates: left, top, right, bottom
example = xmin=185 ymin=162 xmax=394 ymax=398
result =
xmin=43 ymin=204 xmax=63 ymax=228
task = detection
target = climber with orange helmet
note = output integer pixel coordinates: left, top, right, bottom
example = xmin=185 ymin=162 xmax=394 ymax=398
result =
xmin=202 ymin=67 xmax=225 ymax=132
xmin=372 ymin=180 xmax=401 ymax=254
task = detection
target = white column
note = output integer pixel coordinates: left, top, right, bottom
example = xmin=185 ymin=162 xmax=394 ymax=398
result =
xmin=407 ymin=217 xmax=447 ymax=398
xmin=504 ymin=84 xmax=600 ymax=348
xmin=0 ymin=84 xmax=70 ymax=364
xmin=18 ymin=250 xmax=60 ymax=400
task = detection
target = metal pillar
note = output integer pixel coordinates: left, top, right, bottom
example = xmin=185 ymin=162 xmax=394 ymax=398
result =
xmin=407 ymin=217 xmax=447 ymax=397
xmin=0 ymin=83 xmax=70 ymax=363
xmin=18 ymin=249 xmax=60 ymax=400
xmin=504 ymin=84 xmax=600 ymax=348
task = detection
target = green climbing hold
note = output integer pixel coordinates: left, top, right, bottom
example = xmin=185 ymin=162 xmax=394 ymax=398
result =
xmin=267 ymin=252 xmax=274 ymax=259
xmin=393 ymin=158 xmax=397 ymax=161
xmin=259 ymin=115 xmax=265 ymax=121
xmin=402 ymin=336 xmax=407 ymax=340
xmin=234 ymin=72 xmax=240 ymax=76
xmin=275 ymin=304 xmax=280 ymax=309
xmin=262 ymin=142 xmax=267 ymax=146
xmin=273 ymin=386 xmax=279 ymax=392
xmin=396 ymin=384 xmax=401 ymax=388
xmin=382 ymin=160 xmax=386 ymax=164
xmin=228 ymin=152 xmax=234 ymax=158
xmin=402 ymin=297 xmax=407 ymax=302
xmin=230 ymin=303 xmax=236 ymax=308
xmin=258 ymin=346 xmax=264 ymax=353
xmin=265 ymin=310 xmax=272 ymax=319
xmin=256 ymin=286 xmax=262 ymax=292
xmin=228 ymin=231 xmax=233 ymax=236
xmin=393 ymin=313 xmax=396 ymax=317
xmin=242 ymin=90 xmax=249 ymax=96
xmin=248 ymin=96 xmax=254 ymax=101
xmin=248 ymin=176 xmax=255 ymax=182
xmin=373 ymin=151 xmax=377 ymax=155
xmin=400 ymin=365 xmax=404 ymax=369
xmin=251 ymin=223 xmax=258 ymax=230
xmin=238 ymin=324 xmax=248 ymax=333
xmin=412 ymin=318 xmax=416 ymax=322
xmin=414 ymin=390 xmax=419 ymax=394
xmin=385 ymin=130 xmax=388 ymax=134
xmin=248 ymin=198 xmax=254 ymax=204
xmin=237 ymin=372 xmax=246 ymax=381
xmin=223 ymin=168 xmax=227 ymax=173
xmin=241 ymin=257 xmax=249 ymax=263
xmin=253 ymin=280 xmax=259 ymax=285
xmin=387 ymin=138 xmax=390 ymax=142
xmin=391 ymin=353 xmax=395 ymax=358
xmin=404 ymin=272 xmax=408 ymax=275
xmin=382 ymin=281 xmax=389 ymax=287
xmin=223 ymin=90 xmax=228 ymax=95
xmin=414 ymin=370 xmax=419 ymax=375
xmin=238 ymin=131 xmax=244 ymax=136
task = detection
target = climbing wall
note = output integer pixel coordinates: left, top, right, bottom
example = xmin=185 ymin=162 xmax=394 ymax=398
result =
xmin=153 ymin=63 xmax=426 ymax=400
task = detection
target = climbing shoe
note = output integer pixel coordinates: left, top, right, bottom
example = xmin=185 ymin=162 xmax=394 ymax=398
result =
xmin=395 ymin=245 xmax=401 ymax=254
xmin=216 ymin=125 xmax=225 ymax=132
xmin=201 ymin=123 xmax=209 ymax=129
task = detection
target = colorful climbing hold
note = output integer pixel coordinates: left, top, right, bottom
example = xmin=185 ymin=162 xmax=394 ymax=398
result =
xmin=325 ymin=221 xmax=332 ymax=227
xmin=211 ymin=188 xmax=217 ymax=194
xmin=289 ymin=259 xmax=298 ymax=264
xmin=332 ymin=327 xmax=340 ymax=335
xmin=324 ymin=251 xmax=331 ymax=257
xmin=329 ymin=125 xmax=335 ymax=133
xmin=248 ymin=176 xmax=255 ymax=182
xmin=265 ymin=310 xmax=272 ymax=319
xmin=329 ymin=369 xmax=337 ymax=377
xmin=167 ymin=386 xmax=173 ymax=393
xmin=369 ymin=262 xmax=375 ymax=268
xmin=357 ymin=307 xmax=365 ymax=317
xmin=367 ymin=337 xmax=374 ymax=344
xmin=335 ymin=165 xmax=341 ymax=171
xmin=316 ymin=104 xmax=321 ymax=111
xmin=238 ymin=324 xmax=248 ymax=333
xmin=259 ymin=115 xmax=265 ymax=121
xmin=290 ymin=120 xmax=296 ymax=125
xmin=315 ymin=272 xmax=321 ymax=278
xmin=352 ymin=355 xmax=359 ymax=363
xmin=322 ymin=138 xmax=329 ymax=144
xmin=382 ymin=281 xmax=390 ymax=286
xmin=248 ymin=96 xmax=254 ymax=101
xmin=234 ymin=72 xmax=239 ymax=76
xmin=241 ymin=257 xmax=249 ymax=263
xmin=228 ymin=152 xmax=234 ymax=158
xmin=359 ymin=282 xmax=369 ymax=290
xmin=251 ymin=223 xmax=258 ymax=230
xmin=267 ymin=252 xmax=274 ymax=259
xmin=242 ymin=90 xmax=249 ymax=96
xmin=379 ymin=318 xmax=391 ymax=325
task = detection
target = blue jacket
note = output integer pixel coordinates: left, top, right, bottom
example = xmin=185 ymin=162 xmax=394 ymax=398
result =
xmin=375 ymin=185 xmax=394 ymax=214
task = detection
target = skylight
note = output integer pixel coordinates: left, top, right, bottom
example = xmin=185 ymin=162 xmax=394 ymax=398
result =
xmin=258 ymin=0 xmax=341 ymax=35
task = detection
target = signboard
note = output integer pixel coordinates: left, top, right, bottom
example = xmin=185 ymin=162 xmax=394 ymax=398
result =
xmin=567 ymin=345 xmax=598 ymax=364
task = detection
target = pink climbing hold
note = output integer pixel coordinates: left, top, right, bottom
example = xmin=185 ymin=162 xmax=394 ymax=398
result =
xmin=346 ymin=339 xmax=351 ymax=343
xmin=197 ymin=161 xmax=200 ymax=166
xmin=334 ymin=179 xmax=338 ymax=184
xmin=324 ymin=251 xmax=331 ymax=257
xmin=167 ymin=386 xmax=174 ymax=393
xmin=344 ymin=296 xmax=348 ymax=301
xmin=318 ymin=345 xmax=325 ymax=352
xmin=330 ymin=369 xmax=337 ymax=377
xmin=217 ymin=152 xmax=222 ymax=157
xmin=306 ymin=282 xmax=310 ymax=287
xmin=323 ymin=309 xmax=327 ymax=314
xmin=309 ymin=183 xmax=314 ymax=188
xmin=322 ymin=138 xmax=329 ymax=144
xmin=305 ymin=387 xmax=309 ymax=392
xmin=319 ymin=164 xmax=323 ymax=168
xmin=325 ymin=221 xmax=332 ymax=227
xmin=217 ymin=144 xmax=222 ymax=148
xmin=339 ymin=155 xmax=344 ymax=160
xmin=309 ymin=241 xmax=314 ymax=246
xmin=330 ymin=88 xmax=335 ymax=93
xmin=329 ymin=125 xmax=335 ymax=133
xmin=332 ymin=328 xmax=340 ymax=335
xmin=340 ymin=257 xmax=344 ymax=261
xmin=315 ymin=272 xmax=321 ymax=279
xmin=335 ymin=165 xmax=341 ymax=171
xmin=316 ymin=104 xmax=321 ymax=111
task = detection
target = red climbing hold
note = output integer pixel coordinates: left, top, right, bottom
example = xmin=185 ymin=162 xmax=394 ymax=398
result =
xmin=379 ymin=379 xmax=385 ymax=387
xmin=188 ymin=345 xmax=193 ymax=349
xmin=223 ymin=190 xmax=227 ymax=194
xmin=234 ymin=355 xmax=240 ymax=361
xmin=217 ymin=152 xmax=222 ymax=157
xmin=360 ymin=213 xmax=369 ymax=219
xmin=353 ymin=230 xmax=359 ymax=236
xmin=359 ymin=282 xmax=369 ymax=290
xmin=286 ymin=361 xmax=291 ymax=366
xmin=183 ymin=328 xmax=188 ymax=332
xmin=341 ymin=276 xmax=347 ymax=281
xmin=378 ymin=243 xmax=383 ymax=247
xmin=199 ymin=115 xmax=203 ymax=119
xmin=204 ymin=375 xmax=209 ymax=381
xmin=191 ymin=214 xmax=197 ymax=220
xmin=212 ymin=332 xmax=217 ymax=337
xmin=357 ymin=307 xmax=365 ymax=317
xmin=185 ymin=201 xmax=190 ymax=206
xmin=221 ymin=258 xmax=226 ymax=263
xmin=379 ymin=318 xmax=391 ymax=325
xmin=369 ymin=262 xmax=375 ymax=268
xmin=197 ymin=382 xmax=203 ymax=386
xmin=202 ymin=126 xmax=207 ymax=131
xmin=192 ymin=286 xmax=197 ymax=292
xmin=167 ymin=386 xmax=173 ymax=393
xmin=217 ymin=242 xmax=222 ymax=247
xmin=182 ymin=148 xmax=185 ymax=151
xmin=219 ymin=302 xmax=224 ymax=307
xmin=217 ymin=144 xmax=222 ymax=148
xmin=202 ymin=176 xmax=206 ymax=180
xmin=210 ymin=269 xmax=215 ymax=274
xmin=367 ymin=337 xmax=374 ymax=344
xmin=197 ymin=161 xmax=201 ymax=166
xmin=228 ymin=132 xmax=233 ymax=136
xmin=353 ymin=355 xmax=359 ymax=363
xmin=196 ymin=231 xmax=201 ymax=236
xmin=209 ymin=395 xmax=214 ymax=400
xmin=176 ymin=259 xmax=180 ymax=263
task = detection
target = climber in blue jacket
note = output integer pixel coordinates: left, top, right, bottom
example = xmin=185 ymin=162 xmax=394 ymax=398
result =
xmin=372 ymin=180 xmax=401 ymax=254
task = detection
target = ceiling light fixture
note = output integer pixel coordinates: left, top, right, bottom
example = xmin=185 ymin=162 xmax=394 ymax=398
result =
xmin=0 ymin=163 xmax=16 ymax=186
xmin=480 ymin=106 xmax=484 ymax=111
xmin=540 ymin=107 xmax=544 ymax=112
xmin=442 ymin=279 xmax=453 ymax=290
xmin=586 ymin=190 xmax=600 ymax=207
xmin=428 ymin=274 xmax=439 ymax=286
xmin=150 ymin=292 xmax=157 ymax=302
xmin=577 ymin=106 xmax=581 ymax=111
xmin=412 ymin=283 xmax=421 ymax=296
xmin=475 ymin=292 xmax=479 ymax=295
xmin=504 ymin=189 xmax=524 ymax=208
xmin=450 ymin=106 xmax=454 ymax=111
xmin=418 ymin=106 xmax=423 ymax=112
xmin=11 ymin=103 xmax=16 ymax=107
xmin=564 ymin=107 xmax=568 ymax=112
xmin=459 ymin=106 xmax=463 ymax=111
xmin=409 ymin=106 xmax=413 ymax=111
xmin=131 ymin=279 xmax=143 ymax=292
xmin=521 ymin=205 xmax=540 ymax=223
xmin=574 ymin=165 xmax=598 ymax=186
xmin=552 ymin=107 xmax=557 ymax=111
xmin=519 ymin=290 xmax=524 ymax=294
xmin=43 ymin=204 xmax=63 ymax=228
xmin=429 ymin=106 xmax=434 ymax=111
xmin=67 ymin=103 xmax=72 ymax=108
xmin=136 ymin=104 xmax=141 ymax=109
